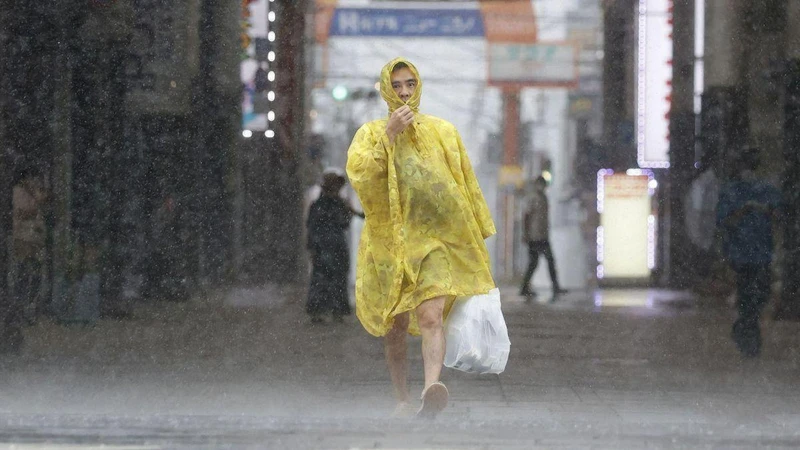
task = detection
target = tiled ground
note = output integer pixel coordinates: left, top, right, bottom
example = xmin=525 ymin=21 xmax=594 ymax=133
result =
xmin=1 ymin=284 xmax=799 ymax=448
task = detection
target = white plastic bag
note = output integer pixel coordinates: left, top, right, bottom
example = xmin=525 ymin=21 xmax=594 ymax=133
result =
xmin=444 ymin=288 xmax=510 ymax=374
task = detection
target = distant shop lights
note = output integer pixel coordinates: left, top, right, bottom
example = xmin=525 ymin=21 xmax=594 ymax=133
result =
xmin=242 ymin=0 xmax=277 ymax=139
xmin=265 ymin=1 xmax=276 ymax=139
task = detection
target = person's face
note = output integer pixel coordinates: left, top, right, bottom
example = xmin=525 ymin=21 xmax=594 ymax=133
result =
xmin=391 ymin=67 xmax=417 ymax=103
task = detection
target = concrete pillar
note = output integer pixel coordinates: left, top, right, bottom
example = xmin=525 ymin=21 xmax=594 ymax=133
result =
xmin=699 ymin=0 xmax=747 ymax=178
xmin=742 ymin=0 xmax=786 ymax=180
xmin=234 ymin=0 xmax=309 ymax=284
xmin=72 ymin=1 xmax=133 ymax=316
xmin=269 ymin=0 xmax=309 ymax=283
xmin=701 ymin=0 xmax=784 ymax=176
xmin=727 ymin=0 xmax=788 ymax=320
xmin=602 ymin=0 xmax=637 ymax=170
xmin=666 ymin=0 xmax=696 ymax=288
xmin=704 ymin=0 xmax=739 ymax=87
xmin=49 ymin=2 xmax=85 ymax=320
xmin=194 ymin=0 xmax=239 ymax=283
xmin=777 ymin=0 xmax=800 ymax=320
xmin=0 ymin=0 xmax=15 ymax=352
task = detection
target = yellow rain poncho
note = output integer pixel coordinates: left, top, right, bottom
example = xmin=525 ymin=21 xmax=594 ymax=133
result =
xmin=346 ymin=57 xmax=496 ymax=337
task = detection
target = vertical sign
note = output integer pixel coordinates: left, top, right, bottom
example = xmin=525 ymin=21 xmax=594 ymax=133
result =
xmin=636 ymin=0 xmax=673 ymax=168
xmin=597 ymin=169 xmax=656 ymax=280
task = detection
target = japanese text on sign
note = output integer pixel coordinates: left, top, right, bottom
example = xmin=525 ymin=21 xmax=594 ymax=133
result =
xmin=329 ymin=8 xmax=484 ymax=37
xmin=604 ymin=175 xmax=649 ymax=198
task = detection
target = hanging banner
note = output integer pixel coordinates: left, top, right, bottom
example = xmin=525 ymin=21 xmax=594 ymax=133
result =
xmin=318 ymin=2 xmax=540 ymax=89
xmin=319 ymin=1 xmax=536 ymax=41
xmin=328 ymin=7 xmax=484 ymax=37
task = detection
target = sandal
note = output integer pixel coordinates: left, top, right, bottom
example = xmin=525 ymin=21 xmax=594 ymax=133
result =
xmin=417 ymin=382 xmax=448 ymax=419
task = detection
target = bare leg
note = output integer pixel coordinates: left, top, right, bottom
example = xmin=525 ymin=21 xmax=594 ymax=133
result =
xmin=416 ymin=296 xmax=446 ymax=390
xmin=384 ymin=313 xmax=410 ymax=404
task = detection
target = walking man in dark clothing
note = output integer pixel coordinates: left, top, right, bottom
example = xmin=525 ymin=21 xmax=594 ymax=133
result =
xmin=520 ymin=176 xmax=565 ymax=298
xmin=716 ymin=148 xmax=781 ymax=357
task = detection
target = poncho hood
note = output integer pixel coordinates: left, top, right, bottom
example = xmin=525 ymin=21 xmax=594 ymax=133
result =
xmin=379 ymin=57 xmax=422 ymax=114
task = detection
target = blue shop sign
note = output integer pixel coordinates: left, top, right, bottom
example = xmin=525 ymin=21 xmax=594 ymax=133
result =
xmin=330 ymin=8 xmax=484 ymax=37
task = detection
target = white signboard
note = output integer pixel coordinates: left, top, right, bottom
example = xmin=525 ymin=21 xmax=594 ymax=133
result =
xmin=636 ymin=0 xmax=673 ymax=168
xmin=597 ymin=170 xmax=656 ymax=280
xmin=487 ymin=43 xmax=578 ymax=87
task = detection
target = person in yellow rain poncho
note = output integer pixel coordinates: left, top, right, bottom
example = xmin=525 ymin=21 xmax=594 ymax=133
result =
xmin=346 ymin=57 xmax=496 ymax=419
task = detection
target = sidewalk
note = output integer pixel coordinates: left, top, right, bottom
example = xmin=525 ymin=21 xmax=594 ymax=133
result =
xmin=1 ymin=284 xmax=800 ymax=448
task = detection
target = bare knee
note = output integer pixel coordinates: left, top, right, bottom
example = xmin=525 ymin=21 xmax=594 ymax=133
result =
xmin=416 ymin=298 xmax=444 ymax=331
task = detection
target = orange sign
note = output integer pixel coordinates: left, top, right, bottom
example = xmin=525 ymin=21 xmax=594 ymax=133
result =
xmin=604 ymin=175 xmax=649 ymax=198
xmin=315 ymin=0 xmax=338 ymax=43
xmin=479 ymin=0 xmax=537 ymax=43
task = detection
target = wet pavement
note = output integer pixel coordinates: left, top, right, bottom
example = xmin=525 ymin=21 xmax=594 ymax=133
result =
xmin=1 ymin=284 xmax=800 ymax=448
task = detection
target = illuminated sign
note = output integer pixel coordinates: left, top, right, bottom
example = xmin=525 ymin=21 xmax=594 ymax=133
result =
xmin=636 ymin=0 xmax=673 ymax=168
xmin=597 ymin=169 xmax=657 ymax=280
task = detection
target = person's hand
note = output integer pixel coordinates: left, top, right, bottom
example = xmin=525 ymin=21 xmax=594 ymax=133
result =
xmin=350 ymin=207 xmax=366 ymax=219
xmin=386 ymin=105 xmax=414 ymax=144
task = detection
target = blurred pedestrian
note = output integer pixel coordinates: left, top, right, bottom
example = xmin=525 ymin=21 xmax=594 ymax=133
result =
xmin=306 ymin=169 xmax=363 ymax=323
xmin=346 ymin=57 xmax=496 ymax=418
xmin=12 ymin=169 xmax=46 ymax=319
xmin=519 ymin=176 xmax=565 ymax=298
xmin=716 ymin=148 xmax=781 ymax=357
xmin=2 ymin=167 xmax=46 ymax=353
